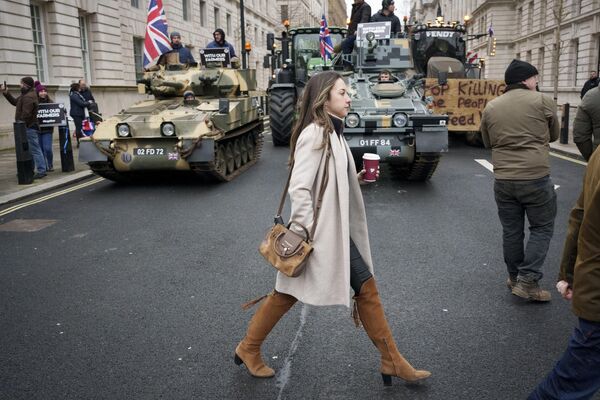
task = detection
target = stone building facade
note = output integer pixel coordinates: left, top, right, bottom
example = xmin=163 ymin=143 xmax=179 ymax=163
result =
xmin=410 ymin=0 xmax=600 ymax=105
xmin=0 ymin=0 xmax=326 ymax=149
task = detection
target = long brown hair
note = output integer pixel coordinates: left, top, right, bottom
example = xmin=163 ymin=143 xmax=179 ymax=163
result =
xmin=289 ymin=71 xmax=343 ymax=163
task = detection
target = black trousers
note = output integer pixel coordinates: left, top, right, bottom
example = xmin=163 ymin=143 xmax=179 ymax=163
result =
xmin=350 ymin=238 xmax=373 ymax=295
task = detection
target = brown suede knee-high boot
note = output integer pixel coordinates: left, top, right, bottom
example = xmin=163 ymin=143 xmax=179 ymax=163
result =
xmin=354 ymin=277 xmax=431 ymax=385
xmin=235 ymin=291 xmax=297 ymax=378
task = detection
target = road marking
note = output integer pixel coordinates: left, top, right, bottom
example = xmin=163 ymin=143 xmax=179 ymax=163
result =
xmin=475 ymin=159 xmax=494 ymax=173
xmin=0 ymin=177 xmax=104 ymax=217
xmin=276 ymin=304 xmax=309 ymax=400
xmin=549 ymin=152 xmax=587 ymax=166
xmin=555 ymin=185 xmax=560 ymax=190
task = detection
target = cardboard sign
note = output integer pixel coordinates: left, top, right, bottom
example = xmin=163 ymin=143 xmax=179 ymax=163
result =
xmin=37 ymin=103 xmax=67 ymax=127
xmin=424 ymin=78 xmax=505 ymax=131
xmin=199 ymin=48 xmax=231 ymax=67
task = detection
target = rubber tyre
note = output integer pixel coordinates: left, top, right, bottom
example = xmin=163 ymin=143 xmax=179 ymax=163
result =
xmin=269 ymin=89 xmax=295 ymax=147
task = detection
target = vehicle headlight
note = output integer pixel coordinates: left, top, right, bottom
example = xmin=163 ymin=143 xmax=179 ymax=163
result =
xmin=393 ymin=113 xmax=408 ymax=127
xmin=117 ymin=124 xmax=130 ymax=137
xmin=161 ymin=122 xmax=176 ymax=137
xmin=345 ymin=113 xmax=360 ymax=128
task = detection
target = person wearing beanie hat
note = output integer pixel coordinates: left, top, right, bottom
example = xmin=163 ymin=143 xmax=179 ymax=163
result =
xmin=371 ymin=0 xmax=401 ymax=35
xmin=157 ymin=31 xmax=195 ymax=66
xmin=480 ymin=60 xmax=559 ymax=302
xmin=1 ymin=77 xmax=47 ymax=178
xmin=206 ymin=28 xmax=237 ymax=58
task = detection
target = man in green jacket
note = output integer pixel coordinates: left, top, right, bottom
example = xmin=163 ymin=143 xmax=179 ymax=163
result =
xmin=528 ymin=149 xmax=600 ymax=399
xmin=481 ymin=59 xmax=559 ymax=302
xmin=573 ymin=86 xmax=600 ymax=161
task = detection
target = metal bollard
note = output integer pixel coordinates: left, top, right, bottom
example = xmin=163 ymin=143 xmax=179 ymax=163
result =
xmin=560 ymin=103 xmax=570 ymax=144
xmin=13 ymin=121 xmax=34 ymax=184
xmin=58 ymin=125 xmax=75 ymax=172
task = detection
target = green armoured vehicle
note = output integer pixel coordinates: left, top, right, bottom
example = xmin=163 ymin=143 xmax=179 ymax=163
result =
xmin=266 ymin=26 xmax=347 ymax=146
xmin=343 ymin=22 xmax=448 ymax=181
xmin=79 ymin=61 xmax=264 ymax=182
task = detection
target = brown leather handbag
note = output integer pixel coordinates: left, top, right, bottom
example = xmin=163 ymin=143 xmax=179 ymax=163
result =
xmin=259 ymin=145 xmax=331 ymax=277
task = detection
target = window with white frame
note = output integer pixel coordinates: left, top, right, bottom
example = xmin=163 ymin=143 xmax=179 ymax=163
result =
xmin=540 ymin=0 xmax=546 ymax=29
xmin=527 ymin=2 xmax=533 ymax=33
xmin=214 ymin=7 xmax=220 ymax=30
xmin=183 ymin=0 xmax=191 ymax=21
xmin=227 ymin=13 xmax=232 ymax=35
xmin=200 ymin=0 xmax=207 ymax=26
xmin=30 ymin=4 xmax=48 ymax=82
xmin=133 ymin=36 xmax=145 ymax=80
xmin=131 ymin=0 xmax=139 ymax=7
xmin=79 ymin=15 xmax=92 ymax=82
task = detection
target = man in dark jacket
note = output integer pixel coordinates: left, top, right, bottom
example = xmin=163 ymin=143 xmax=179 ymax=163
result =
xmin=528 ymin=150 xmax=600 ymax=399
xmin=158 ymin=31 xmax=195 ymax=65
xmin=207 ymin=28 xmax=237 ymax=58
xmin=573 ymin=86 xmax=600 ymax=161
xmin=580 ymin=70 xmax=598 ymax=99
xmin=371 ymin=0 xmax=401 ymax=35
xmin=341 ymin=0 xmax=371 ymax=55
xmin=69 ymin=82 xmax=88 ymax=146
xmin=480 ymin=59 xmax=559 ymax=302
xmin=1 ymin=77 xmax=47 ymax=178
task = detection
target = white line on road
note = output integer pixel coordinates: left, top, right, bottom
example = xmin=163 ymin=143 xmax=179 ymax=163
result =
xmin=276 ymin=304 xmax=309 ymax=400
xmin=549 ymin=152 xmax=587 ymax=166
xmin=475 ymin=159 xmax=494 ymax=173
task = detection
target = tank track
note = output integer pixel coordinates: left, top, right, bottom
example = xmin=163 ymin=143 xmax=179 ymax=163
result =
xmin=389 ymin=152 xmax=441 ymax=181
xmin=88 ymin=161 xmax=132 ymax=183
xmin=189 ymin=122 xmax=264 ymax=182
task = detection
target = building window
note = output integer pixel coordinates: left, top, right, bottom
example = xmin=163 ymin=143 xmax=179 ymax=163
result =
xmin=183 ymin=0 xmax=190 ymax=21
xmin=517 ymin=7 xmax=522 ymax=34
xmin=199 ymin=1 xmax=207 ymax=26
xmin=133 ymin=37 xmax=144 ymax=81
xmin=572 ymin=40 xmax=579 ymax=86
xmin=30 ymin=4 xmax=48 ymax=82
xmin=226 ymin=13 xmax=232 ymax=35
xmin=538 ymin=47 xmax=545 ymax=85
xmin=516 ymin=52 xmax=521 ymax=60
xmin=79 ymin=15 xmax=92 ymax=82
xmin=214 ymin=7 xmax=220 ymax=29
xmin=131 ymin=0 xmax=139 ymax=7
xmin=526 ymin=50 xmax=532 ymax=63
xmin=281 ymin=5 xmax=288 ymax=22
xmin=540 ymin=1 xmax=546 ymax=29
xmin=527 ymin=2 xmax=534 ymax=33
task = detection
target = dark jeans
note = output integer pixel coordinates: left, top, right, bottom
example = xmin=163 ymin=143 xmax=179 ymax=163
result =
xmin=528 ymin=318 xmax=600 ymax=400
xmin=350 ymin=238 xmax=373 ymax=294
xmin=26 ymin=127 xmax=46 ymax=174
xmin=38 ymin=130 xmax=53 ymax=170
xmin=72 ymin=117 xmax=84 ymax=140
xmin=494 ymin=176 xmax=557 ymax=283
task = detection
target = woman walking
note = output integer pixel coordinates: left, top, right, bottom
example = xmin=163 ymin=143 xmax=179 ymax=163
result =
xmin=69 ymin=82 xmax=88 ymax=147
xmin=235 ymin=71 xmax=430 ymax=385
xmin=35 ymin=82 xmax=54 ymax=171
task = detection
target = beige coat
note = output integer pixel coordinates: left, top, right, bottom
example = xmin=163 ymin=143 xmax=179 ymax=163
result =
xmin=275 ymin=123 xmax=374 ymax=307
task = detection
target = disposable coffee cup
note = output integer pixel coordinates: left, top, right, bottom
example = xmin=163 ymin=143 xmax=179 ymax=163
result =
xmin=362 ymin=153 xmax=380 ymax=182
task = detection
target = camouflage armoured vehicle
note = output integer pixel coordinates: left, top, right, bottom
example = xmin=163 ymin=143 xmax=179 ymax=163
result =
xmin=79 ymin=58 xmax=264 ymax=182
xmin=343 ymin=22 xmax=448 ymax=181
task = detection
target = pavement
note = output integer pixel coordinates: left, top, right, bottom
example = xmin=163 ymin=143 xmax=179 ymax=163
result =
xmin=0 ymin=132 xmax=586 ymax=207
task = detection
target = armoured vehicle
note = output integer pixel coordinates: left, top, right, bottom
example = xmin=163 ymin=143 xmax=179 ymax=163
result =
xmin=266 ymin=26 xmax=347 ymax=146
xmin=343 ymin=22 xmax=448 ymax=181
xmin=79 ymin=58 xmax=264 ymax=182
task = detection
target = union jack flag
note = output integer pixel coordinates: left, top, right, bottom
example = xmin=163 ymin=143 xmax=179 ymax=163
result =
xmin=143 ymin=0 xmax=172 ymax=68
xmin=320 ymin=14 xmax=334 ymax=61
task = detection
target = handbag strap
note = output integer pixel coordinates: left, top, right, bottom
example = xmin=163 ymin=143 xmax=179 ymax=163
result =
xmin=275 ymin=142 xmax=331 ymax=240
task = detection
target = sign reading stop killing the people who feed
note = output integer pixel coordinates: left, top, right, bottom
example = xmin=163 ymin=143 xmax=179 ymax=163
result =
xmin=424 ymin=79 xmax=505 ymax=131
xmin=37 ymin=103 xmax=68 ymax=127
xmin=199 ymin=48 xmax=231 ymax=67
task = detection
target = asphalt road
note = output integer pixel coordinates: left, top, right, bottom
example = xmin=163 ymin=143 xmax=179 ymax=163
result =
xmin=1 ymin=134 xmax=597 ymax=400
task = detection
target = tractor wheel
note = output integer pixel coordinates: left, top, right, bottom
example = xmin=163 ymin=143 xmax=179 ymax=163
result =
xmin=269 ymin=89 xmax=295 ymax=147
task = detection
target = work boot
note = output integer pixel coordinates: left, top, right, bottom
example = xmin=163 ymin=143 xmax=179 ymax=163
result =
xmin=506 ymin=277 xmax=517 ymax=290
xmin=511 ymin=281 xmax=551 ymax=302
xmin=354 ymin=277 xmax=431 ymax=386
xmin=235 ymin=291 xmax=297 ymax=378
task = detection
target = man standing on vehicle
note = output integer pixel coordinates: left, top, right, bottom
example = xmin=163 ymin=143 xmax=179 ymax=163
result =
xmin=480 ymin=59 xmax=559 ymax=302
xmin=371 ymin=0 xmax=401 ymax=36
xmin=341 ymin=0 xmax=371 ymax=56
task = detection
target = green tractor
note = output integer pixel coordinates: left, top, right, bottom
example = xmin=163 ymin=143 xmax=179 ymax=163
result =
xmin=265 ymin=26 xmax=347 ymax=146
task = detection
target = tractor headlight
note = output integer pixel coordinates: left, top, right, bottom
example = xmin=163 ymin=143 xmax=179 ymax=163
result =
xmin=393 ymin=113 xmax=408 ymax=127
xmin=345 ymin=113 xmax=360 ymax=128
xmin=161 ymin=122 xmax=176 ymax=137
xmin=116 ymin=124 xmax=130 ymax=137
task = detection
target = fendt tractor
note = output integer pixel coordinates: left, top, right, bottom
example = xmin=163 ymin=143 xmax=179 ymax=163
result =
xmin=265 ymin=26 xmax=347 ymax=145
xmin=79 ymin=56 xmax=264 ymax=182
xmin=343 ymin=22 xmax=449 ymax=181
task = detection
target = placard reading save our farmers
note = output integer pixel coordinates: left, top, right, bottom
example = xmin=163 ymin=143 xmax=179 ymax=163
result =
xmin=424 ymin=79 xmax=505 ymax=132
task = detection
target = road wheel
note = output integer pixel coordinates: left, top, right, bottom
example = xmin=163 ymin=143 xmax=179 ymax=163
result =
xmin=246 ymin=135 xmax=256 ymax=161
xmin=225 ymin=142 xmax=235 ymax=175
xmin=240 ymin=137 xmax=249 ymax=164
xmin=233 ymin=139 xmax=242 ymax=169
xmin=269 ymin=89 xmax=295 ymax=146
xmin=215 ymin=145 xmax=227 ymax=176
